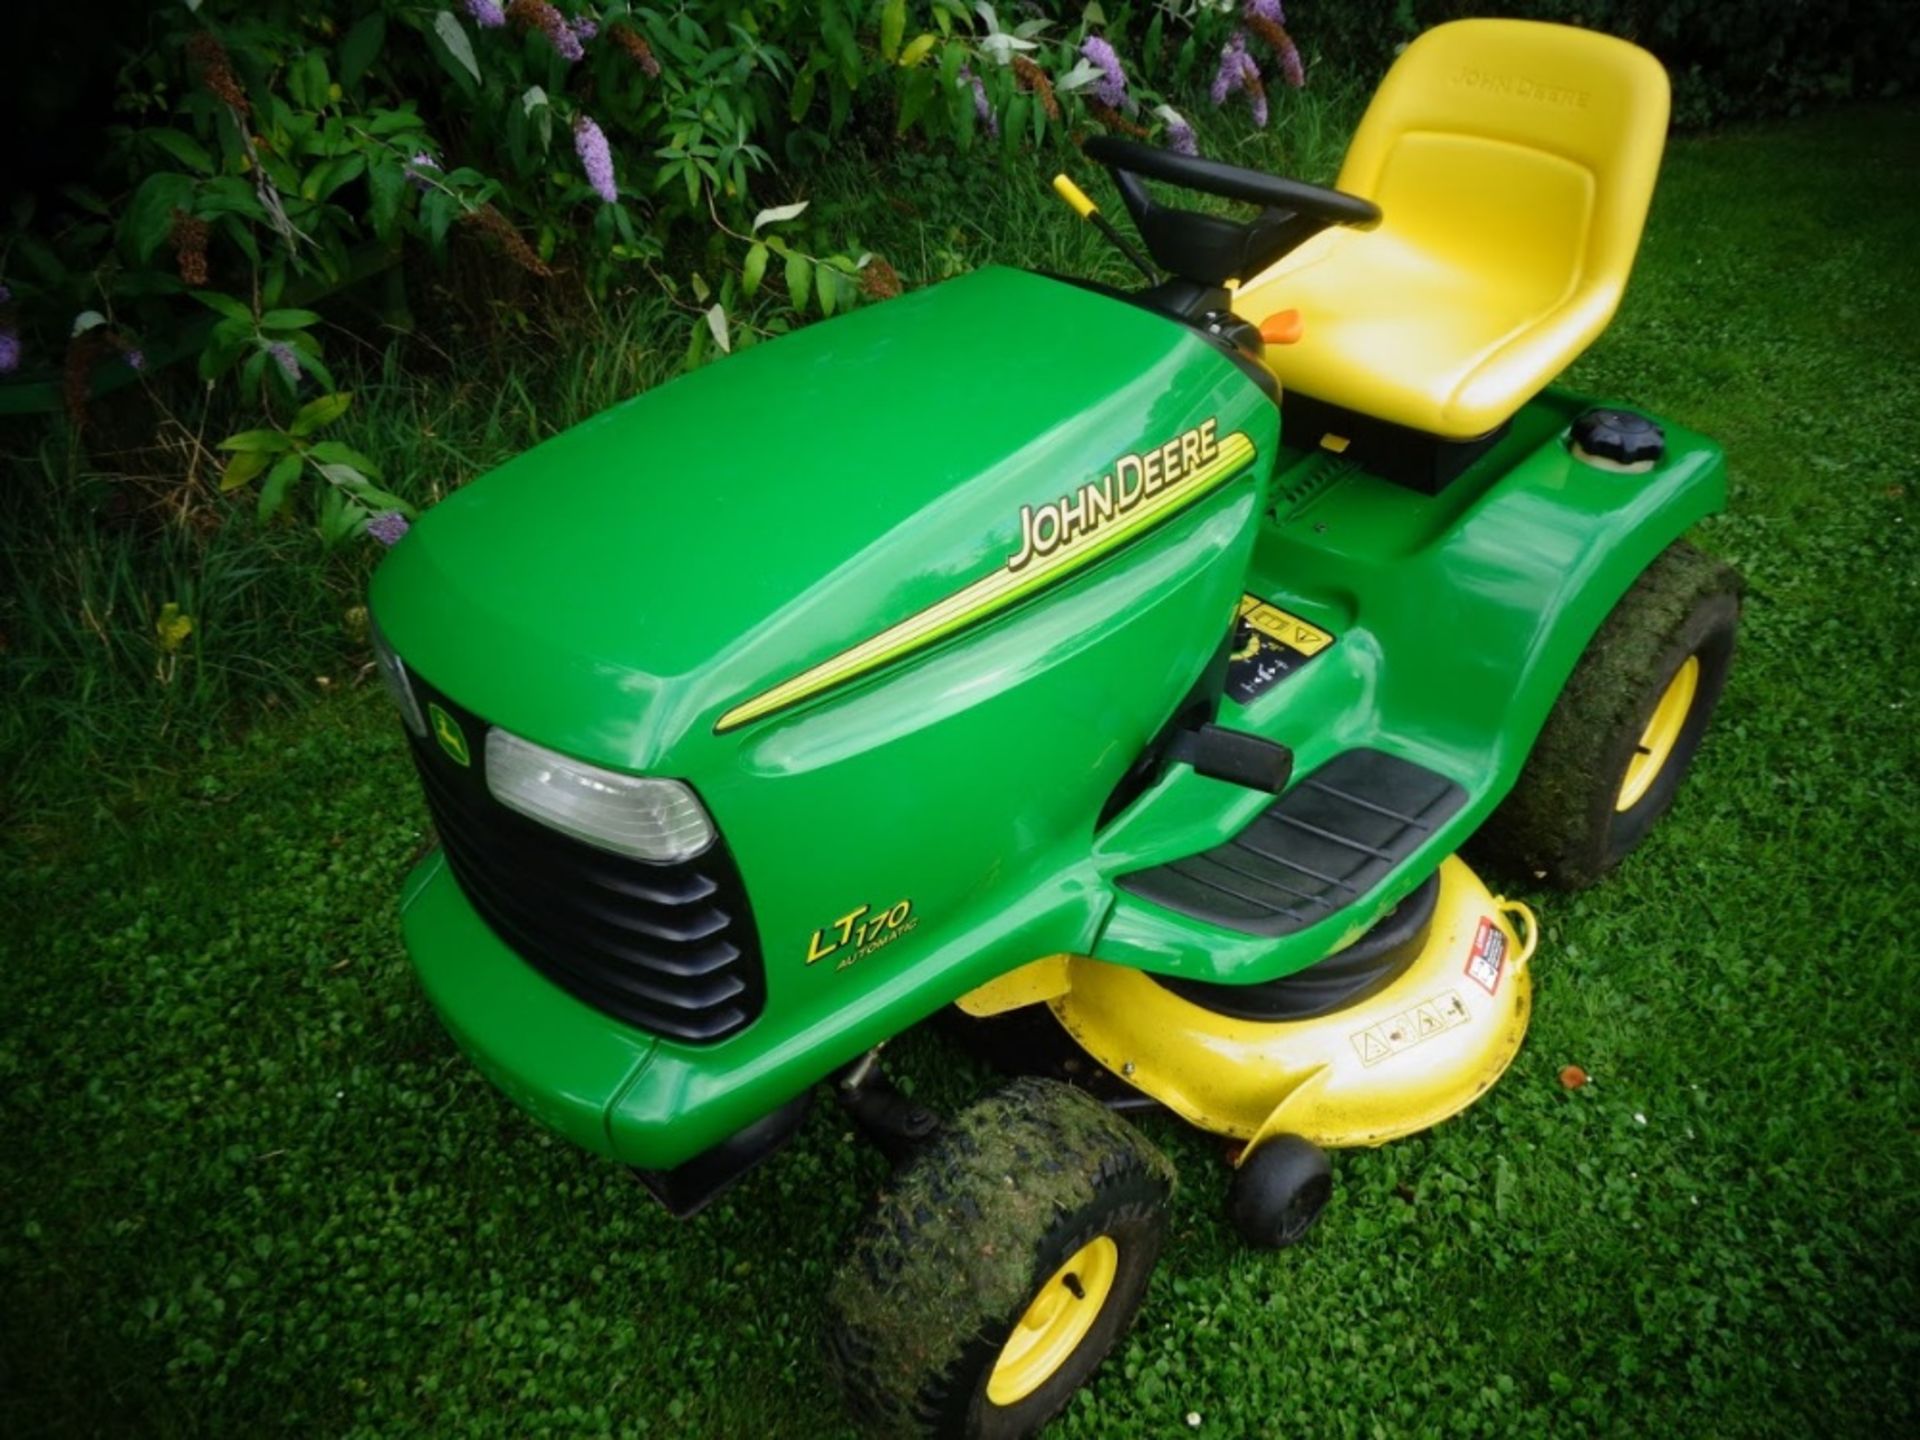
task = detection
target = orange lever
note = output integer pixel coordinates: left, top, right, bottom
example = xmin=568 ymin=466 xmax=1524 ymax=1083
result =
xmin=1260 ymin=309 xmax=1305 ymax=345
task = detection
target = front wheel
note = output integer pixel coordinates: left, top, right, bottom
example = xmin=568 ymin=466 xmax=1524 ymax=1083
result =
xmin=1479 ymin=540 xmax=1741 ymax=890
xmin=826 ymin=1077 xmax=1173 ymax=1439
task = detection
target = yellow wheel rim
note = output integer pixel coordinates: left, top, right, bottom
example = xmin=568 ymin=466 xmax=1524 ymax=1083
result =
xmin=1617 ymin=654 xmax=1700 ymax=812
xmin=985 ymin=1236 xmax=1119 ymax=1407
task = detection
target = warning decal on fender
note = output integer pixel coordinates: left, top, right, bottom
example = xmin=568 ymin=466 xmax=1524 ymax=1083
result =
xmin=1464 ymin=917 xmax=1507 ymax=995
xmin=1226 ymin=595 xmax=1336 ymax=704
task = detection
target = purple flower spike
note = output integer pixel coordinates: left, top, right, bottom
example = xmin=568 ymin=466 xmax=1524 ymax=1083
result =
xmin=0 ymin=283 xmax=12 ymax=304
xmin=573 ymin=114 xmax=618 ymax=204
xmin=124 ymin=348 xmax=146 ymax=372
xmin=958 ymin=65 xmax=998 ymax=138
xmin=0 ymin=330 xmax=19 ymax=374
xmin=266 ymin=342 xmax=301 ymax=386
xmin=1245 ymin=0 xmax=1285 ymax=23
xmin=1211 ymin=32 xmax=1246 ymax=106
xmin=1277 ymin=39 xmax=1304 ymax=90
xmin=572 ymin=16 xmax=598 ymax=42
xmin=406 ymin=151 xmax=442 ymax=193
xmin=1080 ymin=36 xmax=1130 ymax=109
xmin=1211 ymin=30 xmax=1269 ymax=123
xmin=1162 ymin=111 xmax=1197 ymax=157
xmin=367 ymin=511 xmax=411 ymax=546
xmin=530 ymin=4 xmax=584 ymax=61
xmin=465 ymin=0 xmax=507 ymax=28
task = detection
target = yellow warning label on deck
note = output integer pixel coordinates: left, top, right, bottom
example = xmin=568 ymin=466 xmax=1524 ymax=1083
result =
xmin=1351 ymin=990 xmax=1473 ymax=1067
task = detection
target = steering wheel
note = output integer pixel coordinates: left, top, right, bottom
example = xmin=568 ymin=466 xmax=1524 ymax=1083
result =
xmin=1082 ymin=135 xmax=1380 ymax=291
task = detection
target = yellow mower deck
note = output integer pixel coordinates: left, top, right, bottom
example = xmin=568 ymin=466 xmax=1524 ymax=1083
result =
xmin=1047 ymin=858 xmax=1535 ymax=1152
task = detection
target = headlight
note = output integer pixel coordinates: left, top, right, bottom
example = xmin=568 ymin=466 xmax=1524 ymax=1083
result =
xmin=485 ymin=729 xmax=715 ymax=863
xmin=370 ymin=621 xmax=426 ymax=737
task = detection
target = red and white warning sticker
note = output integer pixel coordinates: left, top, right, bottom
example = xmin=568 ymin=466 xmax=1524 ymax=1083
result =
xmin=1464 ymin=916 xmax=1507 ymax=995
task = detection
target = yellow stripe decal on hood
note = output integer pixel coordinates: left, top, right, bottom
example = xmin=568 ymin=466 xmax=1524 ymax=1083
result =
xmin=716 ymin=426 xmax=1257 ymax=733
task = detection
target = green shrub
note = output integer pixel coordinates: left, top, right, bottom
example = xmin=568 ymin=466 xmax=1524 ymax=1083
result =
xmin=0 ymin=4 xmax=1269 ymax=437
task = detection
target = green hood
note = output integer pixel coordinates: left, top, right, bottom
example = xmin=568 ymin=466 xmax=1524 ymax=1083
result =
xmin=372 ymin=265 xmax=1261 ymax=768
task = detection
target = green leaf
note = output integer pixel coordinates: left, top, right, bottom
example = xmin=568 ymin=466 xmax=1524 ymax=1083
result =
xmin=815 ymin=263 xmax=838 ymax=318
xmin=898 ymin=68 xmax=934 ymax=135
xmin=121 ymin=172 xmax=197 ymax=265
xmin=789 ymin=65 xmax=818 ymax=123
xmin=260 ymin=309 xmax=321 ymax=331
xmin=704 ymin=303 xmax=731 ymax=355
xmin=200 ymin=325 xmax=252 ymax=381
xmin=148 ymin=129 xmax=215 ymax=176
xmin=742 ymin=242 xmax=769 ymax=298
xmin=311 ymin=154 xmax=363 ymax=202
xmin=367 ymin=160 xmax=406 ymax=242
xmin=431 ymin=10 xmax=481 ymax=86
xmin=296 ymin=51 xmax=330 ymax=111
xmin=220 ymin=449 xmax=272 ymax=492
xmin=193 ymin=290 xmax=253 ymax=324
xmin=316 ymin=488 xmax=370 ymax=548
xmin=752 ymin=200 xmax=809 ymax=232
xmin=218 ymin=430 xmax=292 ymax=455
xmin=784 ymin=251 xmax=811 ymax=312
xmin=880 ymin=0 xmax=906 ymax=61
xmin=421 ymin=189 xmax=456 ymax=248
xmin=258 ymin=454 xmax=303 ymax=521
xmin=339 ymin=13 xmax=386 ymax=89
xmin=367 ymin=107 xmax=426 ymax=137
xmin=1005 ymin=93 xmax=1030 ymax=153
xmin=305 ymin=441 xmax=382 ymax=479
xmin=291 ymin=393 xmax=353 ymax=436
xmin=900 ymin=33 xmax=937 ymax=68
xmin=318 ymin=463 xmax=413 ymax=516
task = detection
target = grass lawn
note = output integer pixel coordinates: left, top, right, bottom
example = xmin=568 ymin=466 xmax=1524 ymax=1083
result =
xmin=4 ymin=101 xmax=1917 ymax=1438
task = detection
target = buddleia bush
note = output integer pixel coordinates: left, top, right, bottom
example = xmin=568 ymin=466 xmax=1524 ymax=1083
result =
xmin=0 ymin=2 xmax=1342 ymax=541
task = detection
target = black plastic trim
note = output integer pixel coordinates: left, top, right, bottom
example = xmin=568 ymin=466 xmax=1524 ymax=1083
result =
xmin=1117 ymin=748 xmax=1466 ymax=937
xmin=1157 ymin=868 xmax=1440 ymax=1021
xmin=1281 ymin=390 xmax=1506 ymax=495
xmin=402 ymin=673 xmax=766 ymax=1044
xmin=1032 ymin=270 xmax=1280 ymax=402
xmin=630 ymin=1091 xmax=811 ymax=1218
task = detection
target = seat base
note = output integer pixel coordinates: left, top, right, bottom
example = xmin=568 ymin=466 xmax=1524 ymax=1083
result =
xmin=1281 ymin=390 xmax=1509 ymax=495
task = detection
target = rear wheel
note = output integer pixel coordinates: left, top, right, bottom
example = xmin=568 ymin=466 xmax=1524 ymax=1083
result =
xmin=1480 ymin=540 xmax=1741 ymax=889
xmin=826 ymin=1077 xmax=1173 ymax=1439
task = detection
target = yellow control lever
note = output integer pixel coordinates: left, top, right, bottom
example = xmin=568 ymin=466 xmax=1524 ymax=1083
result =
xmin=1052 ymin=174 xmax=1098 ymax=220
xmin=1050 ymin=172 xmax=1156 ymax=283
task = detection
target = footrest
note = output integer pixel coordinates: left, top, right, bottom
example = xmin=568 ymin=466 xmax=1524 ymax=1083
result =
xmin=1116 ymin=748 xmax=1466 ymax=937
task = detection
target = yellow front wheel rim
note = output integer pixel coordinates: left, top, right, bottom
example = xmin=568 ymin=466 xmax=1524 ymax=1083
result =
xmin=985 ymin=1236 xmax=1119 ymax=1407
xmin=1617 ymin=654 xmax=1700 ymax=812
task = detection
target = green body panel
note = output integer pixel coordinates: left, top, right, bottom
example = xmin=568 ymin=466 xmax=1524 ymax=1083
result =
xmin=1093 ymin=391 xmax=1726 ymax=976
xmin=376 ymin=268 xmax=1724 ymax=1171
xmin=403 ymin=852 xmax=648 ymax=1157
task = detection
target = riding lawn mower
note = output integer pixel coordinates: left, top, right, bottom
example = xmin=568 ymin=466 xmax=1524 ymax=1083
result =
xmin=371 ymin=19 xmax=1738 ymax=1436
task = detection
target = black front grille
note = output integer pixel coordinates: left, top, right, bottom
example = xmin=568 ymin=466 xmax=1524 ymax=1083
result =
xmin=403 ymin=677 xmax=765 ymax=1044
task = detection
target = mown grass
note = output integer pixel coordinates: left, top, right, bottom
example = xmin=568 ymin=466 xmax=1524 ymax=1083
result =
xmin=3 ymin=100 xmax=1917 ymax=1438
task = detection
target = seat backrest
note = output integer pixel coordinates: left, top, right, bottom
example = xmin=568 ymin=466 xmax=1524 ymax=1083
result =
xmin=1337 ymin=20 xmax=1670 ymax=307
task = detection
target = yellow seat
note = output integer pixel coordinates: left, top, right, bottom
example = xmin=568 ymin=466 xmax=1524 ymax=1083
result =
xmin=1237 ymin=20 xmax=1670 ymax=440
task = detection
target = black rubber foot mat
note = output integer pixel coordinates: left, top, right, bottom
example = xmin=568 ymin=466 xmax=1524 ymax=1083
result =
xmin=1118 ymin=748 xmax=1466 ymax=937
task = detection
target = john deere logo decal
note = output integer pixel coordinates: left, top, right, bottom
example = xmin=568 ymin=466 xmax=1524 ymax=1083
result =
xmin=716 ymin=418 xmax=1255 ymax=732
xmin=1008 ymin=418 xmax=1223 ymax=572
xmin=428 ymin=702 xmax=471 ymax=767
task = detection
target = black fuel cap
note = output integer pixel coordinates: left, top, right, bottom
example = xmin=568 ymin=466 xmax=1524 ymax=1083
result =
xmin=1571 ymin=408 xmax=1665 ymax=470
